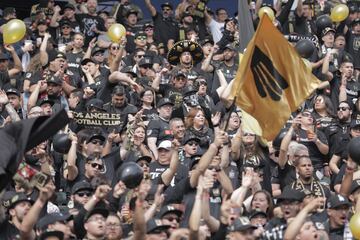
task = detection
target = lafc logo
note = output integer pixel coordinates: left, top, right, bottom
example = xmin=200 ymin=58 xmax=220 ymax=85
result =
xmin=250 ymin=46 xmax=289 ymax=101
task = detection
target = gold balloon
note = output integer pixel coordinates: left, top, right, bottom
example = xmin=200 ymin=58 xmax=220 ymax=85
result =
xmin=350 ymin=213 xmax=360 ymax=239
xmin=107 ymin=24 xmax=126 ymax=43
xmin=258 ymin=7 xmax=275 ymax=22
xmin=330 ymin=4 xmax=349 ymax=22
xmin=3 ymin=19 xmax=26 ymax=44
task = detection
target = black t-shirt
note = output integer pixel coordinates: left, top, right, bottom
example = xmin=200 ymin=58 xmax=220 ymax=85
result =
xmin=277 ymin=164 xmax=296 ymax=190
xmin=149 ymin=161 xmax=188 ymax=187
xmin=0 ymin=71 xmax=10 ymax=89
xmin=210 ymin=61 xmax=238 ymax=93
xmin=0 ymin=220 xmax=20 ymax=240
xmin=152 ymin=13 xmax=179 ymax=47
xmin=346 ymin=31 xmax=360 ymax=69
xmin=158 ymin=84 xmax=183 ymax=108
xmin=294 ymin=13 xmax=316 ymax=36
xmin=147 ymin=117 xmax=173 ymax=144
xmin=296 ymin=128 xmax=328 ymax=170
xmin=262 ymin=218 xmax=287 ymax=240
xmin=66 ymin=51 xmax=84 ymax=77
xmin=75 ymin=14 xmax=106 ymax=47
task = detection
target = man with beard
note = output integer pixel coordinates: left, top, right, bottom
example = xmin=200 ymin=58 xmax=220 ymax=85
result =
xmin=325 ymin=101 xmax=352 ymax=154
xmin=103 ymin=85 xmax=137 ymax=133
xmin=75 ymin=0 xmax=106 ymax=47
xmin=28 ymin=75 xmax=69 ymax=114
xmin=0 ymin=192 xmax=33 ymax=239
xmin=331 ymin=59 xmax=360 ymax=108
xmin=211 ymin=43 xmax=238 ymax=93
xmin=289 ymin=156 xmax=331 ymax=200
xmin=69 ymin=181 xmax=94 ymax=214
xmin=144 ymin=1 xmax=179 ymax=49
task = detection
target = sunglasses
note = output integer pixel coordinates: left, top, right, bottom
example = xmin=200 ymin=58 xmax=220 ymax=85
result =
xmin=163 ymin=216 xmax=180 ymax=222
xmin=76 ymin=191 xmax=92 ymax=197
xmin=198 ymin=81 xmax=207 ymax=86
xmin=145 ymin=28 xmax=153 ymax=31
xmin=111 ymin=46 xmax=120 ymax=50
xmin=91 ymin=139 xmax=104 ymax=145
xmin=338 ymin=106 xmax=350 ymax=111
xmin=138 ymin=162 xmax=149 ymax=167
xmin=62 ymin=26 xmax=71 ymax=29
xmin=208 ymin=166 xmax=221 ymax=172
xmin=243 ymin=132 xmax=255 ymax=136
xmin=136 ymin=54 xmax=144 ymax=58
xmin=162 ymin=8 xmax=172 ymax=12
xmin=186 ymin=140 xmax=198 ymax=146
xmin=136 ymin=36 xmax=147 ymax=40
xmin=90 ymin=163 xmax=104 ymax=170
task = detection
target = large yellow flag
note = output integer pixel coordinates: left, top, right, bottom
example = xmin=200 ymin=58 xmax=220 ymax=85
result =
xmin=231 ymin=15 xmax=320 ymax=141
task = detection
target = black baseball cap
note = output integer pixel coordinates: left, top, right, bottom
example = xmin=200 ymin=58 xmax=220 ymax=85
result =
xmin=81 ymin=58 xmax=97 ymax=65
xmin=352 ymin=18 xmax=360 ymax=26
xmin=126 ymin=10 xmax=138 ymax=18
xmin=322 ymin=27 xmax=336 ymax=37
xmin=37 ymin=212 xmax=72 ymax=230
xmin=71 ymin=180 xmax=93 ymax=195
xmin=136 ymin=156 xmax=152 ymax=163
xmin=64 ymin=3 xmax=75 ymax=11
xmin=85 ymin=98 xmax=105 ymax=111
xmin=143 ymin=23 xmax=154 ymax=30
xmin=7 ymin=192 xmax=34 ymax=210
xmin=37 ymin=98 xmax=55 ymax=107
xmin=46 ymin=75 xmax=62 ymax=85
xmin=158 ymin=205 xmax=183 ymax=218
xmin=182 ymin=135 xmax=200 ymax=145
xmin=156 ymin=98 xmax=174 ymax=108
xmin=350 ymin=179 xmax=360 ymax=194
xmin=5 ymin=88 xmax=20 ymax=97
xmin=138 ymin=57 xmax=153 ymax=67
xmin=39 ymin=230 xmax=64 ymax=240
xmin=277 ymin=187 xmax=305 ymax=203
xmin=86 ymin=133 xmax=106 ymax=144
xmin=121 ymin=66 xmax=137 ymax=77
xmin=48 ymin=50 xmax=66 ymax=62
xmin=350 ymin=119 xmax=360 ymax=129
xmin=147 ymin=219 xmax=170 ymax=234
xmin=249 ymin=209 xmax=267 ymax=220
xmin=91 ymin=47 xmax=105 ymax=56
xmin=228 ymin=217 xmax=257 ymax=232
xmin=161 ymin=2 xmax=173 ymax=10
xmin=84 ymin=208 xmax=109 ymax=222
xmin=327 ymin=194 xmax=351 ymax=209
xmin=135 ymin=31 xmax=147 ymax=39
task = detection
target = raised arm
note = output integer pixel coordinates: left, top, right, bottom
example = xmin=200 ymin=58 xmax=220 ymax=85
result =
xmin=161 ymin=140 xmax=180 ymax=186
xmin=4 ymin=44 xmax=22 ymax=77
xmin=63 ymin=132 xmax=79 ymax=181
xmin=40 ymin=33 xmax=51 ymax=66
xmin=144 ymin=0 xmax=157 ymax=17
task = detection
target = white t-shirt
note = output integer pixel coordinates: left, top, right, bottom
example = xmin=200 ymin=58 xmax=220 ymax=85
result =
xmin=208 ymin=19 xmax=225 ymax=43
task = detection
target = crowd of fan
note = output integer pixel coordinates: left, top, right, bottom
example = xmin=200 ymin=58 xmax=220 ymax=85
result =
xmin=0 ymin=0 xmax=359 ymax=239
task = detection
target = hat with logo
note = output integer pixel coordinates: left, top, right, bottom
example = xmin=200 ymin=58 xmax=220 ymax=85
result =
xmin=60 ymin=19 xmax=72 ymax=28
xmin=7 ymin=192 xmax=34 ymax=210
xmin=91 ymin=47 xmax=105 ymax=56
xmin=182 ymin=135 xmax=200 ymax=145
xmin=159 ymin=205 xmax=183 ymax=218
xmin=143 ymin=22 xmax=154 ymax=30
xmin=64 ymin=3 xmax=75 ymax=11
xmin=248 ymin=209 xmax=268 ymax=220
xmin=321 ymin=27 xmax=336 ymax=37
xmin=157 ymin=140 xmax=172 ymax=150
xmin=46 ymin=75 xmax=62 ymax=85
xmin=327 ymin=194 xmax=351 ymax=209
xmin=135 ymin=31 xmax=147 ymax=39
xmin=352 ymin=18 xmax=360 ymax=26
xmin=136 ymin=155 xmax=152 ymax=163
xmin=5 ymin=88 xmax=20 ymax=97
xmin=350 ymin=119 xmax=360 ymax=129
xmin=37 ymin=98 xmax=55 ymax=107
xmin=139 ymin=57 xmax=153 ymax=67
xmin=84 ymin=208 xmax=109 ymax=222
xmin=228 ymin=217 xmax=257 ymax=232
xmin=71 ymin=180 xmax=94 ymax=195
xmin=48 ymin=50 xmax=66 ymax=62
xmin=156 ymin=98 xmax=174 ymax=108
xmin=121 ymin=66 xmax=137 ymax=77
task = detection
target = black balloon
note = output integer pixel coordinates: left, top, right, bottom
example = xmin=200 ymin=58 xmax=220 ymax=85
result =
xmin=348 ymin=137 xmax=360 ymax=164
xmin=118 ymin=162 xmax=144 ymax=189
xmin=295 ymin=39 xmax=315 ymax=59
xmin=316 ymin=15 xmax=332 ymax=34
xmin=53 ymin=133 xmax=71 ymax=154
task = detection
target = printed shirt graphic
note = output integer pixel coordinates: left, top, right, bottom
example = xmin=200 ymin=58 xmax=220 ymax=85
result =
xmin=231 ymin=15 xmax=320 ymax=140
